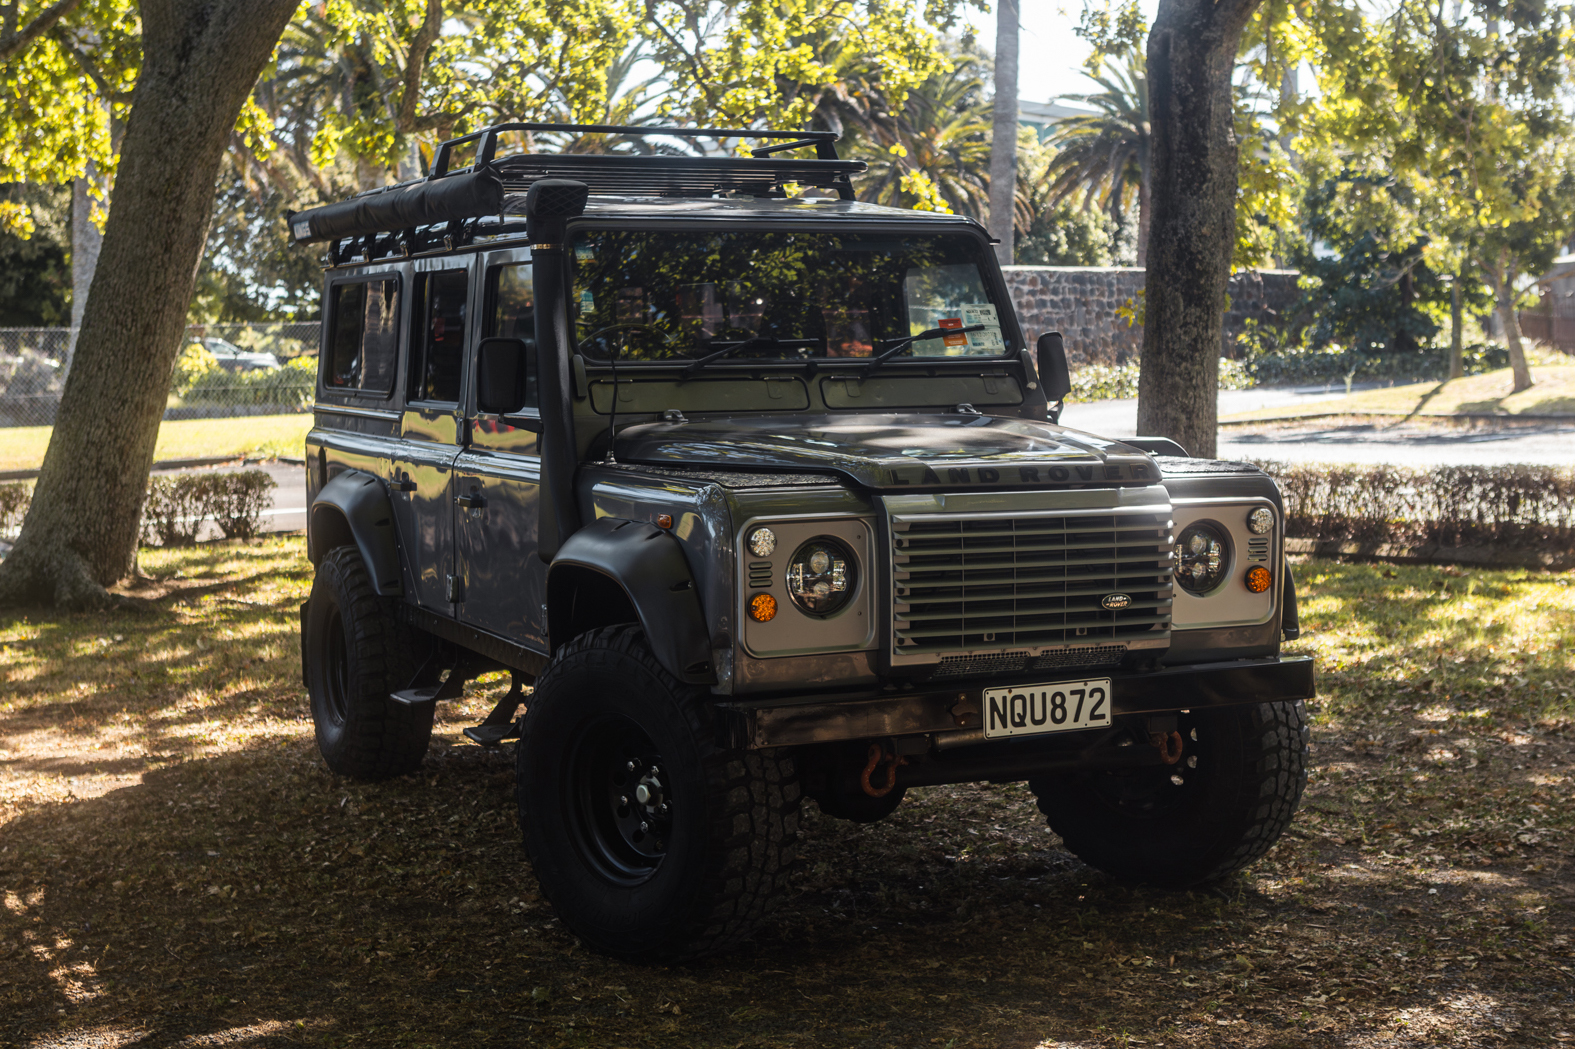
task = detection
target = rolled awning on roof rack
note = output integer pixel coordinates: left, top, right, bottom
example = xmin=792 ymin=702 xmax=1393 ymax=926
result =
xmin=287 ymin=170 xmax=504 ymax=245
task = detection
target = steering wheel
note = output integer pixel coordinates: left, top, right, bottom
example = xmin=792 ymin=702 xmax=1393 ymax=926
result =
xmin=583 ymin=323 xmax=675 ymax=357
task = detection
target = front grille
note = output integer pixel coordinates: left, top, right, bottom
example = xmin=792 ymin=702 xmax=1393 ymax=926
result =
xmin=892 ymin=507 xmax=1173 ymax=660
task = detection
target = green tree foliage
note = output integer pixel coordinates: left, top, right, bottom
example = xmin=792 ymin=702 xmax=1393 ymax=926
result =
xmin=821 ymin=38 xmax=992 ymax=216
xmin=1255 ymin=0 xmax=1575 ymax=387
xmin=0 ymin=0 xmax=137 ymax=235
xmin=0 ymin=181 xmax=69 ymax=324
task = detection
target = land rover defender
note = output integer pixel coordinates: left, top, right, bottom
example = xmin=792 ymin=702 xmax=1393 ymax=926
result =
xmin=289 ymin=122 xmax=1314 ymax=962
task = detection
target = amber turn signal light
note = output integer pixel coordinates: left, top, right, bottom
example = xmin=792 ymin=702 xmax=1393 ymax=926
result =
xmin=1245 ymin=565 xmax=1272 ymax=593
xmin=656 ymin=513 xmax=673 ymax=529
xmin=749 ymin=593 xmax=778 ymax=622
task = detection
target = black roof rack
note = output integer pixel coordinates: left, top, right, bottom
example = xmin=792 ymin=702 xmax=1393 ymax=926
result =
xmin=287 ymin=122 xmax=866 ymax=258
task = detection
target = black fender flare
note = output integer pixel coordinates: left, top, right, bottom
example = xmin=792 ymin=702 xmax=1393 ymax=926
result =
xmin=308 ymin=470 xmax=404 ymax=597
xmin=547 ymin=517 xmax=714 ymax=685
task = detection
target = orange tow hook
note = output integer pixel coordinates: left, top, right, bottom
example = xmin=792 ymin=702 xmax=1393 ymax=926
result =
xmin=860 ymin=742 xmax=908 ymax=798
xmin=1150 ymin=730 xmax=1184 ymax=765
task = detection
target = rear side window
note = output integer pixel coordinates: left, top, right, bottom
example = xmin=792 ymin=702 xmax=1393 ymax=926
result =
xmin=409 ymin=269 xmax=470 ymax=403
xmin=324 ymin=278 xmax=400 ymax=393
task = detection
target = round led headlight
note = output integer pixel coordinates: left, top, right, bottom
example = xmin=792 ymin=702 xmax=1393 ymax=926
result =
xmin=1247 ymin=507 xmax=1275 ymax=535
xmin=1174 ymin=522 xmax=1230 ymax=595
xmin=785 ymin=537 xmax=856 ymax=616
xmin=747 ymin=527 xmax=777 ymax=557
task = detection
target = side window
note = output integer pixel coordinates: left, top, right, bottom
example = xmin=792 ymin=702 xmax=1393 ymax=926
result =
xmin=409 ymin=269 xmax=470 ymax=403
xmin=324 ymin=278 xmax=399 ymax=393
xmin=485 ymin=262 xmax=537 ymax=410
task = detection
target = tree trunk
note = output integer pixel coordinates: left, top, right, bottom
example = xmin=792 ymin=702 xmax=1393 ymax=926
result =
xmin=0 ymin=0 xmax=298 ymax=609
xmin=1487 ymin=252 xmax=1533 ymax=392
xmin=1135 ymin=158 xmax=1151 ymax=268
xmin=1449 ymin=278 xmax=1464 ymax=380
xmin=987 ymin=0 xmax=1019 ymax=267
xmin=69 ymin=169 xmax=104 ymax=362
xmin=1135 ymin=0 xmax=1262 ymax=459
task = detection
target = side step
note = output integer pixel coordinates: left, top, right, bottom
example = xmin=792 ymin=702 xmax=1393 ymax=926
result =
xmin=462 ymin=674 xmax=527 ymax=748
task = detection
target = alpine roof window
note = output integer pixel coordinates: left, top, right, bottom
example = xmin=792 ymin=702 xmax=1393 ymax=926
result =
xmin=324 ymin=277 xmax=400 ymax=394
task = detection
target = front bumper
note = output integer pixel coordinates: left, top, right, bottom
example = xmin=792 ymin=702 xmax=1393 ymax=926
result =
xmin=723 ymin=655 xmax=1315 ymax=749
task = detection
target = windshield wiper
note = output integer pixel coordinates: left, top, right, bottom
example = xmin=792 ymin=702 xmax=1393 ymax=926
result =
xmin=679 ymin=334 xmax=797 ymax=379
xmin=860 ymin=324 xmax=986 ymax=376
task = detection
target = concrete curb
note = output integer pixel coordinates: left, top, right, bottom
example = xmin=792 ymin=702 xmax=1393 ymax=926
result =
xmin=1286 ymin=536 xmax=1575 ymax=570
xmin=0 ymin=455 xmax=304 ymax=483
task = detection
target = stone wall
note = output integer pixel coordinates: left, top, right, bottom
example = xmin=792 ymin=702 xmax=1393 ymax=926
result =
xmin=1002 ymin=266 xmax=1301 ymax=367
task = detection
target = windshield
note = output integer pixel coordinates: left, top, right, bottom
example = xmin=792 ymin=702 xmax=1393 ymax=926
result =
xmin=568 ymin=229 xmax=1009 ymax=362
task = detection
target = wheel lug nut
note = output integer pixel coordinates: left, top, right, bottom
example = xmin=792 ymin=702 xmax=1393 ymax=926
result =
xmin=626 ymin=760 xmax=637 ymax=772
xmin=619 ymin=795 xmax=628 ymax=806
xmin=639 ymin=821 xmax=649 ymax=832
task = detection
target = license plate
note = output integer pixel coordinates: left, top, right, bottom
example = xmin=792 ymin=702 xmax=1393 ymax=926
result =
xmin=981 ymin=678 xmax=1113 ymax=740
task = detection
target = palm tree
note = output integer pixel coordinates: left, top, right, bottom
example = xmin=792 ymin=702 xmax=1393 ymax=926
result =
xmin=807 ymin=42 xmax=992 ymax=217
xmin=1042 ymin=46 xmax=1151 ymax=265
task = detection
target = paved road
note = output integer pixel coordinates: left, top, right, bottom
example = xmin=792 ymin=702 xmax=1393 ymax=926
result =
xmin=1060 ymin=386 xmax=1575 ymax=466
xmin=242 ymin=386 xmax=1563 ymax=538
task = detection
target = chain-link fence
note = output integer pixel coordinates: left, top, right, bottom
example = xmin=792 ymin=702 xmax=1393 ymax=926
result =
xmin=0 ymin=322 xmax=320 ymax=427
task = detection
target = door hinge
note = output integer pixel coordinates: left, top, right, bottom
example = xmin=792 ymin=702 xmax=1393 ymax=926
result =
xmin=446 ymin=574 xmax=465 ymax=603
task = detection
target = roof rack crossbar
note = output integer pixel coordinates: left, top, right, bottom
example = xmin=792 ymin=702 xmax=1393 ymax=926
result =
xmin=432 ymin=122 xmax=840 ymax=179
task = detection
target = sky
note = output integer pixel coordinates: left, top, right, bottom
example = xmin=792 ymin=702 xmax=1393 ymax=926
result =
xmin=964 ymin=0 xmax=1163 ymax=103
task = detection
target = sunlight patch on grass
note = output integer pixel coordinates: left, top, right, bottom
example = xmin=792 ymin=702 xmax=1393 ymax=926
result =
xmin=0 ymin=414 xmax=312 ymax=473
xmin=1222 ymin=363 xmax=1575 ymax=421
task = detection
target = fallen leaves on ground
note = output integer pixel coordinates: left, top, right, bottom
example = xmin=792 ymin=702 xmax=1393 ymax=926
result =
xmin=0 ymin=537 xmax=1571 ymax=1048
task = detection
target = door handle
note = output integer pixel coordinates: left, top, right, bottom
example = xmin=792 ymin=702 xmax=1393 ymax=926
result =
xmin=456 ymin=490 xmax=486 ymax=509
xmin=390 ymin=476 xmax=417 ymax=493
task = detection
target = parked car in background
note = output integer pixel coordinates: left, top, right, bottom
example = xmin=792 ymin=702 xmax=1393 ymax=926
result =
xmin=196 ymin=337 xmax=280 ymax=372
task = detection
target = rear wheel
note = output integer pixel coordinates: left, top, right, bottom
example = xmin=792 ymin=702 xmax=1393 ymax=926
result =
xmin=516 ymin=625 xmax=800 ymax=962
xmin=305 ymin=545 xmax=433 ymax=779
xmin=1029 ymin=700 xmax=1309 ymax=888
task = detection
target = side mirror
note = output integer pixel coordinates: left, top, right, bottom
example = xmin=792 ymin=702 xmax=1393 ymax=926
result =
xmin=1036 ymin=331 xmax=1071 ymax=402
xmin=476 ymin=337 xmax=532 ymax=414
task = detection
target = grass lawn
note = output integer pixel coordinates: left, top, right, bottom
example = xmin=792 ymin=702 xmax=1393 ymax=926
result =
xmin=1222 ymin=363 xmax=1575 ymax=423
xmin=2 ymin=536 xmax=1572 ymax=1047
xmin=0 ymin=414 xmax=312 ymax=474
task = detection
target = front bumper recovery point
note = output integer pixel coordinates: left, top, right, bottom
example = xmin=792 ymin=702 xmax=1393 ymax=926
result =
xmin=726 ymin=655 xmax=1316 ymax=750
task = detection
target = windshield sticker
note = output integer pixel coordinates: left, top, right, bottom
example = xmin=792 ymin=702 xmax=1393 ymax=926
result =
xmin=575 ymin=244 xmax=595 ymax=262
xmin=962 ymin=303 xmax=1004 ymax=352
xmin=938 ymin=317 xmax=967 ymax=348
xmin=578 ymin=289 xmax=595 ymax=312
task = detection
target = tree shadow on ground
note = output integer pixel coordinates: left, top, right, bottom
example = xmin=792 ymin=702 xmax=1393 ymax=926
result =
xmin=2 ymin=542 xmax=1572 ymax=1047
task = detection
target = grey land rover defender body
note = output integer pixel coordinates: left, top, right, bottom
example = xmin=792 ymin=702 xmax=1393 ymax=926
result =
xmin=291 ymin=123 xmax=1315 ymax=962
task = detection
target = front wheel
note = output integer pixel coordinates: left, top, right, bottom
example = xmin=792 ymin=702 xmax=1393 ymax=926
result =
xmin=516 ymin=625 xmax=801 ymax=962
xmin=1030 ymin=700 xmax=1309 ymax=888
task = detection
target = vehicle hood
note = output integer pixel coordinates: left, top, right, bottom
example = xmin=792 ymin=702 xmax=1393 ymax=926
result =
xmin=614 ymin=413 xmax=1160 ymax=490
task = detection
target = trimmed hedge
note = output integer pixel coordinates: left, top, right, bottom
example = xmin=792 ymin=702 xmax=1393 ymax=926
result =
xmin=1069 ymin=358 xmax=1253 ymax=401
xmin=0 ymin=471 xmax=276 ymax=546
xmin=1254 ymin=461 xmax=1575 ymax=551
xmin=143 ymin=471 xmax=277 ymax=544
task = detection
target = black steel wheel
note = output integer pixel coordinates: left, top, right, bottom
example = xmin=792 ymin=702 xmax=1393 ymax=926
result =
xmin=566 ymin=717 xmax=674 ymax=881
xmin=516 ymin=625 xmax=800 ymax=962
xmin=305 ymin=545 xmax=433 ymax=779
xmin=1029 ymin=700 xmax=1309 ymax=888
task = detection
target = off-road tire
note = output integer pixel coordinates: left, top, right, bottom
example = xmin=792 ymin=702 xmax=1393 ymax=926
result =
xmin=305 ymin=545 xmax=433 ymax=779
xmin=516 ymin=624 xmax=800 ymax=962
xmin=1030 ymin=700 xmax=1309 ymax=888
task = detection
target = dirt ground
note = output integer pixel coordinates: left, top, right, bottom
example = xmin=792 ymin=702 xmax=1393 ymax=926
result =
xmin=1 ymin=537 xmax=1571 ymax=1048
